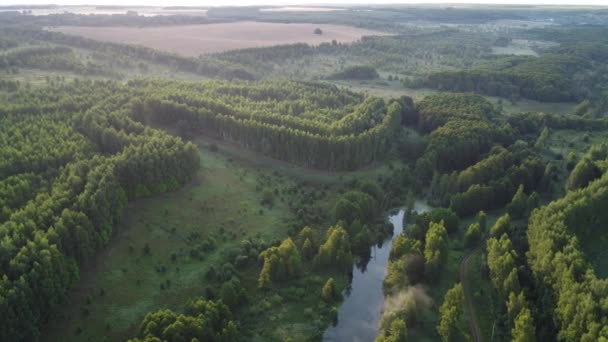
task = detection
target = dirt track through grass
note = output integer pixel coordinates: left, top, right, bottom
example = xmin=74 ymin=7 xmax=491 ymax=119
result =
xmin=461 ymin=247 xmax=483 ymax=342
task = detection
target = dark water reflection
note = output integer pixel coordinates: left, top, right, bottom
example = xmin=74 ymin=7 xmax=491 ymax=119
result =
xmin=323 ymin=202 xmax=430 ymax=342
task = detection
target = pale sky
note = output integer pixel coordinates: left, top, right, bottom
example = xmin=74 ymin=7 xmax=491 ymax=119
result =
xmin=2 ymin=0 xmax=607 ymax=6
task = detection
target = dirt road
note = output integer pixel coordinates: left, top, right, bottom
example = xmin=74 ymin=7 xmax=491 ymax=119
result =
xmin=460 ymin=247 xmax=483 ymax=342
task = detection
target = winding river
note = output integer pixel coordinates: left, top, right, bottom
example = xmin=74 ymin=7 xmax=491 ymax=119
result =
xmin=323 ymin=201 xmax=431 ymax=342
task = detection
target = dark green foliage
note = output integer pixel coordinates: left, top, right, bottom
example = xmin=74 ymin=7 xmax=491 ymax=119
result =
xmin=132 ymin=79 xmax=401 ymax=170
xmin=415 ymin=93 xmax=513 ymax=174
xmin=301 ymin=238 xmax=315 ymax=261
xmin=328 ymin=65 xmax=379 ymax=80
xmin=508 ymin=111 xmax=608 ymax=134
xmin=415 ymin=55 xmax=587 ymax=102
xmin=414 ymin=208 xmax=460 ymax=235
xmin=334 ymin=190 xmax=376 ymax=225
xmin=0 ymin=46 xmax=113 ymax=76
xmin=528 ymin=171 xmax=608 ymax=341
xmin=132 ymin=298 xmax=237 ymax=342
xmin=464 ymin=223 xmax=481 ymax=248
xmin=219 ymin=279 xmax=247 ymax=309
xmin=417 ymin=92 xmax=497 ymax=133
xmin=448 ymin=146 xmax=545 ymax=216
xmin=477 ymin=211 xmax=487 ymax=231
xmin=565 ymin=145 xmax=607 ymax=191
xmin=506 ymin=185 xmax=528 ymax=219
xmin=0 ymin=80 xmax=200 ymax=342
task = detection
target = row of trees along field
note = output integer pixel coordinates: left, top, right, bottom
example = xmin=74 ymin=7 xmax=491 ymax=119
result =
xmin=0 ymin=80 xmax=200 ymax=341
xmin=127 ymin=79 xmax=404 ymax=170
xmin=412 ymin=27 xmax=608 ymax=105
xmin=214 ymin=29 xmax=496 ymax=77
xmin=0 ymin=45 xmax=113 ymax=76
xmin=412 ymin=55 xmax=586 ymax=102
xmin=0 ymin=27 xmax=256 ymax=80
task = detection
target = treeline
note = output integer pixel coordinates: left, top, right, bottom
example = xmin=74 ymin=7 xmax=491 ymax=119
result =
xmin=412 ymin=27 xmax=608 ymax=104
xmin=128 ymin=298 xmax=238 ymax=342
xmin=0 ymin=10 xmax=227 ymax=27
xmin=0 ymin=36 xmax=18 ymax=49
xmin=412 ymin=55 xmax=586 ymax=102
xmin=0 ymin=80 xmax=200 ymax=341
xmin=129 ymin=79 xmax=403 ymax=170
xmin=407 ymin=93 xmax=515 ymax=177
xmin=212 ymin=29 xmax=497 ymax=78
xmin=508 ymin=111 xmax=608 ymax=134
xmin=4 ymin=28 xmax=255 ymax=80
xmin=327 ymin=65 xmax=379 ymax=80
xmin=0 ymin=45 xmax=111 ymax=75
xmin=485 ymin=215 xmax=537 ymax=341
xmin=565 ymin=144 xmax=607 ymax=192
xmin=428 ymin=143 xmax=545 ymax=216
xmin=528 ymin=170 xmax=608 ymax=341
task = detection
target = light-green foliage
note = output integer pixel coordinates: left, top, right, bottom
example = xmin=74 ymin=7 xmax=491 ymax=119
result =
xmin=507 ymin=184 xmax=528 ymax=219
xmin=314 ymin=225 xmax=353 ymax=271
xmin=490 ymin=213 xmax=511 ymax=238
xmin=486 ymin=234 xmax=520 ymax=297
xmin=512 ymin=308 xmax=536 ymax=342
xmin=321 ymin=278 xmax=339 ymax=303
xmin=258 ymin=238 xmax=302 ymax=289
xmin=437 ymin=283 xmax=464 ymax=342
xmin=464 ymin=223 xmax=481 ymax=248
xmin=424 ymin=221 xmax=448 ymax=281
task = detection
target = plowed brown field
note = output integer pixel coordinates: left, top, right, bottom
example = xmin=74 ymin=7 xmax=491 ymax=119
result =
xmin=50 ymin=21 xmax=388 ymax=56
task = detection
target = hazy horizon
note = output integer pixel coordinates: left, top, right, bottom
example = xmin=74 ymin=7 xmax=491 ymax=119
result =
xmin=2 ymin=0 xmax=608 ymax=8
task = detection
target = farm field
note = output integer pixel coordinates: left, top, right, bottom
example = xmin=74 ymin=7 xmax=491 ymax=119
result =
xmin=49 ymin=22 xmax=389 ymax=56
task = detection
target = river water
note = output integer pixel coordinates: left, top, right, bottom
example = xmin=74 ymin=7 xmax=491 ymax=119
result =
xmin=323 ymin=201 xmax=431 ymax=342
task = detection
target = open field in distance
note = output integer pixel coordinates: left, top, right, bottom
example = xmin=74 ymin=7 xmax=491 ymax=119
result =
xmin=49 ymin=22 xmax=389 ymax=56
xmin=259 ymin=6 xmax=346 ymax=12
xmin=0 ymin=6 xmax=208 ymax=16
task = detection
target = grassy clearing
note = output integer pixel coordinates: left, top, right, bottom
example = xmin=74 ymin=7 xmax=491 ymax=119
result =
xmin=540 ymin=128 xmax=608 ymax=197
xmin=547 ymin=129 xmax=608 ymax=156
xmin=461 ymin=209 xmax=505 ymax=341
xmin=468 ymin=251 xmax=498 ymax=340
xmin=45 ymin=145 xmax=296 ymax=341
xmin=193 ymin=134 xmax=395 ymax=185
xmin=45 ymin=132 xmax=393 ymax=341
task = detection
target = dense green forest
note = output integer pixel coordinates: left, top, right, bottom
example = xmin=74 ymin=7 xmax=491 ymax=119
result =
xmin=1 ymin=4 xmax=608 ymax=342
xmin=0 ymin=81 xmax=200 ymax=341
